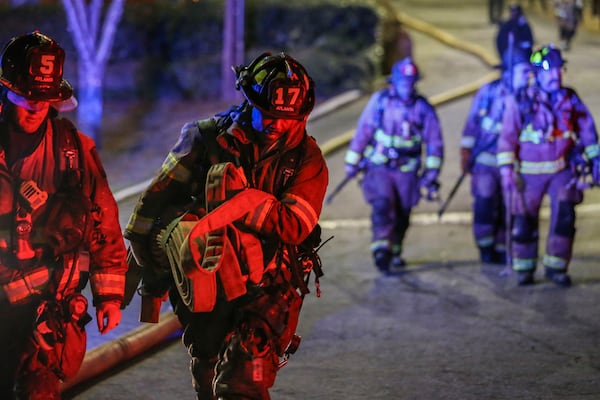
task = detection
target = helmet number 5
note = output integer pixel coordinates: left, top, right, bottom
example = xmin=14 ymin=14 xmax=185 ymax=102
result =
xmin=39 ymin=54 xmax=56 ymax=75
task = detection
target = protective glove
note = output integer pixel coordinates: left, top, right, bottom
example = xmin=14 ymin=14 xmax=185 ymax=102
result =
xmin=96 ymin=300 xmax=122 ymax=335
xmin=419 ymin=169 xmax=440 ymax=201
xmin=345 ymin=163 xmax=360 ymax=179
xmin=592 ymin=157 xmax=600 ymax=186
xmin=460 ymin=148 xmax=472 ymax=174
xmin=500 ymin=167 xmax=524 ymax=192
xmin=500 ymin=167 xmax=514 ymax=192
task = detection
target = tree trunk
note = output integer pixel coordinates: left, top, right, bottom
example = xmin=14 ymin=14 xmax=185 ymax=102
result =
xmin=77 ymin=61 xmax=104 ymax=146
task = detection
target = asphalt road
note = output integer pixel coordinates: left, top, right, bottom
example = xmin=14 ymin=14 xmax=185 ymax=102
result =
xmin=65 ymin=1 xmax=600 ymax=399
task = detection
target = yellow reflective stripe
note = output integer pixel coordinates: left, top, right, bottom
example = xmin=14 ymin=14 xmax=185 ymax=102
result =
xmin=125 ymin=214 xmax=155 ymax=235
xmin=476 ymin=236 xmax=494 ymax=247
xmin=345 ymin=150 xmax=361 ymax=165
xmin=520 ymin=158 xmax=566 ymax=174
xmin=497 ymin=151 xmax=515 ymax=166
xmin=426 ymin=156 xmax=441 ymax=169
xmin=512 ymin=258 xmax=537 ymax=271
xmin=91 ymin=273 xmax=125 ymax=296
xmin=519 ymin=125 xmax=544 ymax=144
xmin=399 ymin=159 xmax=419 ymax=172
xmin=244 ymin=197 xmax=276 ymax=231
xmin=481 ymin=116 xmax=502 ymax=133
xmin=475 ymin=151 xmax=497 ymax=167
xmin=460 ymin=136 xmax=475 ymax=148
xmin=370 ymin=153 xmax=388 ymax=165
xmin=543 ymin=254 xmax=568 ymax=270
xmin=285 ymin=193 xmax=319 ymax=232
xmin=162 ymin=152 xmax=191 ymax=183
xmin=585 ymin=144 xmax=599 ymax=159
xmin=3 ymin=267 xmax=50 ymax=303
xmin=370 ymin=240 xmax=390 ymax=251
xmin=374 ymin=129 xmax=419 ymax=148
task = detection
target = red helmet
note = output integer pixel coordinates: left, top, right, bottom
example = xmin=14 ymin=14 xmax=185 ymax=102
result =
xmin=0 ymin=31 xmax=73 ymax=102
xmin=234 ymin=52 xmax=315 ymax=120
xmin=389 ymin=57 xmax=420 ymax=83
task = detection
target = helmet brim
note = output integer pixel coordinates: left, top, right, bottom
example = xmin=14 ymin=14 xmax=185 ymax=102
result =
xmin=6 ymin=87 xmax=77 ymax=111
xmin=0 ymin=76 xmax=73 ymax=103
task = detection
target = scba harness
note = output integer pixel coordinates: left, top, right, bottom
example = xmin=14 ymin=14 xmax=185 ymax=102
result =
xmin=0 ymin=117 xmax=91 ymax=305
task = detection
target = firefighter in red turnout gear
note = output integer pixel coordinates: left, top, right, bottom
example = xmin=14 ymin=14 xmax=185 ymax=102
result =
xmin=0 ymin=31 xmax=128 ymax=399
xmin=125 ymin=52 xmax=328 ymax=400
xmin=498 ymin=45 xmax=600 ymax=286
xmin=344 ymin=57 xmax=444 ymax=272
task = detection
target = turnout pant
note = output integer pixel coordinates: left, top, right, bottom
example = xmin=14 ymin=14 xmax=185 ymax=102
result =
xmin=509 ymin=169 xmax=581 ymax=272
xmin=361 ymin=166 xmax=420 ymax=257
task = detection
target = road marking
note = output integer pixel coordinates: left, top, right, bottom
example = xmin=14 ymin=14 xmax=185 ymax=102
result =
xmin=320 ymin=202 xmax=600 ymax=229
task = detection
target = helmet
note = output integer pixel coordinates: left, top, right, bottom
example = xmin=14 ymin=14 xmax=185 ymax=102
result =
xmin=234 ymin=52 xmax=315 ymax=120
xmin=530 ymin=44 xmax=565 ymax=70
xmin=509 ymin=3 xmax=523 ymax=17
xmin=0 ymin=31 xmax=73 ymax=102
xmin=389 ymin=57 xmax=420 ymax=83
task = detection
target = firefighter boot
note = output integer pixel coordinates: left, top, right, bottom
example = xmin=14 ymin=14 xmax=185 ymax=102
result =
xmin=517 ymin=270 xmax=535 ymax=286
xmin=479 ymin=245 xmax=497 ymax=264
xmin=391 ymin=253 xmax=406 ymax=268
xmin=545 ymin=268 xmax=572 ymax=288
xmin=373 ymin=249 xmax=391 ymax=273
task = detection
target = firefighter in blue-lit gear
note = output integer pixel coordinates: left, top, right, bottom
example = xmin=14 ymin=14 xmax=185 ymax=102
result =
xmin=125 ymin=52 xmax=328 ymax=400
xmin=0 ymin=31 xmax=128 ymax=399
xmin=460 ymin=47 xmax=532 ymax=265
xmin=498 ymin=44 xmax=600 ymax=286
xmin=495 ymin=3 xmax=534 ymax=59
xmin=345 ymin=57 xmax=444 ymax=272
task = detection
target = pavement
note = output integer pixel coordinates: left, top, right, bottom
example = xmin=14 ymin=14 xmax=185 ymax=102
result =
xmin=63 ymin=1 xmax=600 ymax=399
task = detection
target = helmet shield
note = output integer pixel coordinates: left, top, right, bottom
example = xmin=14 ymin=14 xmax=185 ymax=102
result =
xmin=235 ymin=52 xmax=315 ymax=120
xmin=0 ymin=31 xmax=73 ymax=102
xmin=530 ymin=45 xmax=565 ymax=71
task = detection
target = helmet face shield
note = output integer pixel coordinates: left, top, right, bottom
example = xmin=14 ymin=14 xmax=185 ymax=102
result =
xmin=235 ymin=52 xmax=315 ymax=120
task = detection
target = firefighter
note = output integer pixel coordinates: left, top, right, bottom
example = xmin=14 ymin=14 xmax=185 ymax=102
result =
xmin=498 ymin=44 xmax=600 ymax=286
xmin=495 ymin=3 xmax=534 ymax=59
xmin=553 ymin=0 xmax=583 ymax=51
xmin=344 ymin=57 xmax=444 ymax=272
xmin=0 ymin=31 xmax=128 ymax=399
xmin=125 ymin=52 xmax=328 ymax=400
xmin=460 ymin=47 xmax=532 ymax=265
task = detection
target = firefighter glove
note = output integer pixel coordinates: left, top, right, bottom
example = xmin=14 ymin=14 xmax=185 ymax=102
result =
xmin=501 ymin=167 xmax=524 ymax=192
xmin=345 ymin=163 xmax=360 ymax=179
xmin=419 ymin=169 xmax=440 ymax=201
xmin=96 ymin=300 xmax=122 ymax=334
xmin=460 ymin=148 xmax=472 ymax=174
xmin=592 ymin=156 xmax=600 ymax=186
